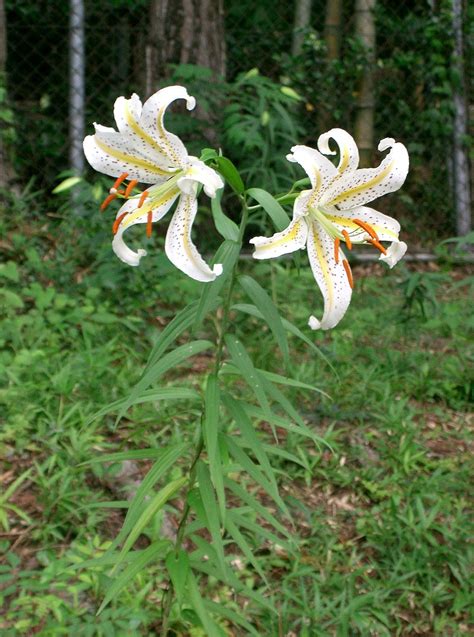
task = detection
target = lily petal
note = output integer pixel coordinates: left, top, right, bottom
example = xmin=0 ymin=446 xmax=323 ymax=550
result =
xmin=318 ymin=128 xmax=359 ymax=173
xmin=83 ymin=124 xmax=173 ymax=183
xmin=320 ymin=138 xmax=409 ymax=210
xmin=250 ymin=192 xmax=311 ymax=259
xmin=112 ymin=189 xmax=179 ymax=266
xmin=379 ymin=241 xmax=407 ymax=268
xmin=138 ymin=85 xmax=196 ymax=169
xmin=165 ymin=193 xmax=222 ymax=282
xmin=306 ymin=220 xmax=352 ymax=330
xmin=113 ymin=93 xmax=181 ymax=171
xmin=326 ymin=205 xmax=401 ymax=244
xmin=178 ymin=158 xmax=224 ymax=198
xmin=287 ymin=145 xmax=338 ymax=195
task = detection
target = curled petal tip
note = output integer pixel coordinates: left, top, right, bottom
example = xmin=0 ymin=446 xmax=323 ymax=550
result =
xmin=186 ymin=94 xmax=196 ymax=111
xmin=308 ymin=315 xmax=321 ymax=330
xmin=286 ymin=152 xmax=296 ymax=163
xmin=379 ymin=241 xmax=407 ymax=268
xmin=213 ymin=263 xmax=223 ymax=276
xmin=378 ymin=137 xmax=396 ymax=152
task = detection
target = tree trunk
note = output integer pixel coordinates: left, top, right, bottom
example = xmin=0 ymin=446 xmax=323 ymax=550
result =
xmin=292 ymin=0 xmax=312 ymax=57
xmin=0 ymin=0 xmax=14 ymax=189
xmin=319 ymin=0 xmax=343 ymax=131
xmin=451 ymin=0 xmax=471 ymax=235
xmin=146 ymin=0 xmax=226 ymax=96
xmin=354 ymin=0 xmax=376 ymax=167
xmin=324 ymin=0 xmax=343 ymax=60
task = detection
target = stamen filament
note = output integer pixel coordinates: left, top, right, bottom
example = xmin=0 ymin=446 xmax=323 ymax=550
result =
xmin=138 ymin=191 xmax=149 ymax=208
xmin=342 ymin=259 xmax=354 ymax=289
xmin=112 ymin=172 xmax=129 ymax=190
xmin=369 ymin=239 xmax=387 ymax=255
xmin=100 ymin=193 xmax=117 ymax=211
xmin=112 ymin=211 xmax=128 ymax=234
xmin=342 ymin=230 xmax=352 ymax=250
xmin=124 ymin=179 xmax=138 ymax=197
xmin=146 ymin=210 xmax=153 ymax=237
xmin=353 ymin=218 xmax=379 ymax=240
xmin=334 ymin=238 xmax=340 ymax=264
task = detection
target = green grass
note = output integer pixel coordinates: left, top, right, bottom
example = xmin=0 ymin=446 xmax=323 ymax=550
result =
xmin=0 ymin=205 xmax=473 ymax=636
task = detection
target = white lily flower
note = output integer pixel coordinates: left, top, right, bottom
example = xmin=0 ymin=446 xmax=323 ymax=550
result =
xmin=250 ymin=128 xmax=409 ymax=330
xmin=83 ymin=85 xmax=224 ymax=282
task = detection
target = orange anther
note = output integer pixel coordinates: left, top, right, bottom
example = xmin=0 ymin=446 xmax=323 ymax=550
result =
xmin=112 ymin=211 xmax=128 ymax=234
xmin=342 ymin=230 xmax=352 ymax=250
xmin=146 ymin=210 xmax=153 ymax=238
xmin=100 ymin=193 xmax=117 ymax=211
xmin=112 ymin=172 xmax=129 ymax=190
xmin=334 ymin=238 xmax=340 ymax=264
xmin=124 ymin=179 xmax=138 ymax=198
xmin=353 ymin=218 xmax=378 ymax=240
xmin=342 ymin=259 xmax=354 ymax=289
xmin=138 ymin=191 xmax=149 ymax=208
xmin=369 ymin=239 xmax=387 ymax=255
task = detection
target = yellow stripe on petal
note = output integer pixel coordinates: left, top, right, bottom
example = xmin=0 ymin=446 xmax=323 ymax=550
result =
xmin=122 ymin=187 xmax=180 ymax=228
xmin=123 ymin=102 xmax=178 ymax=168
xmin=255 ymin=220 xmax=304 ymax=253
xmin=95 ymin=138 xmax=172 ymax=177
xmin=329 ymin=161 xmax=394 ymax=206
xmin=312 ymin=225 xmax=333 ymax=310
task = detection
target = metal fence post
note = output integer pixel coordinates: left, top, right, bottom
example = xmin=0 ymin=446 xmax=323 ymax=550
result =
xmin=69 ymin=0 xmax=85 ymax=192
xmin=452 ymin=0 xmax=471 ymax=236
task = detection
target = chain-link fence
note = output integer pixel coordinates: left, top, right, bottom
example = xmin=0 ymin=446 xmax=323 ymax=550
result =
xmin=3 ymin=0 xmax=472 ymax=241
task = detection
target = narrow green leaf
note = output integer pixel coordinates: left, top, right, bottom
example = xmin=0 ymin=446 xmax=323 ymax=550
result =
xmin=223 ymin=434 xmax=289 ymax=518
xmin=194 ymin=240 xmax=240 ymax=329
xmin=211 ymin=189 xmax=239 ymax=241
xmin=187 ymin=572 xmax=222 ymax=637
xmin=144 ymin=301 xmax=201 ymax=372
xmin=112 ymin=444 xmax=189 ymax=552
xmin=243 ymin=403 xmax=324 ymax=447
xmin=85 ymin=387 xmax=200 ymax=425
xmin=114 ymin=477 xmax=186 ymax=570
xmin=246 ymin=187 xmax=289 ymax=230
xmin=258 ymin=369 xmax=330 ymax=399
xmin=196 ymin=462 xmax=226 ymax=577
xmin=224 ymin=335 xmax=271 ymax=420
xmin=165 ymin=549 xmax=189 ymax=607
xmin=203 ymin=375 xmax=226 ymax=521
xmin=204 ymin=600 xmax=261 ymax=637
xmin=223 ymin=394 xmax=277 ymax=488
xmin=232 ymin=303 xmax=333 ymax=370
xmin=52 ymin=176 xmax=82 ymax=194
xmin=117 ymin=340 xmax=212 ymax=422
xmin=97 ymin=541 xmax=168 ymax=614
xmin=80 ymin=446 xmax=188 ymax=466
xmin=215 ymin=156 xmax=245 ymax=194
xmin=225 ymin=515 xmax=267 ymax=583
xmin=225 ymin=477 xmax=292 ymax=539
xmin=229 ymin=509 xmax=292 ymax=554
xmin=238 ymin=275 xmax=289 ymax=365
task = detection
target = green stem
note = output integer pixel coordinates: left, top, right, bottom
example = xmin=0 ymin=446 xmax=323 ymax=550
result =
xmin=160 ymin=195 xmax=249 ymax=637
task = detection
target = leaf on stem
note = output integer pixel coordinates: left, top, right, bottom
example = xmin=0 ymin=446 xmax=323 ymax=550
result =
xmin=203 ymin=375 xmax=226 ymax=521
xmin=238 ymin=275 xmax=289 ymax=365
xmin=246 ymin=187 xmax=289 ymax=231
xmin=211 ymin=189 xmax=239 ymax=240
xmin=215 ymin=156 xmax=245 ymax=194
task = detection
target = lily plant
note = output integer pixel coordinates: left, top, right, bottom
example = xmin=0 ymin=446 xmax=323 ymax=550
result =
xmin=80 ymin=85 xmax=410 ymax=637
xmin=83 ymin=85 xmax=224 ymax=282
xmin=250 ymin=128 xmax=409 ymax=329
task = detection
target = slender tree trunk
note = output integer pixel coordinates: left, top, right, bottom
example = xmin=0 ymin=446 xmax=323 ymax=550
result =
xmin=0 ymin=0 xmax=13 ymax=189
xmin=324 ymin=0 xmax=343 ymax=60
xmin=146 ymin=0 xmax=226 ymax=96
xmin=292 ymin=0 xmax=312 ymax=57
xmin=354 ymin=0 xmax=376 ymax=167
xmin=319 ymin=0 xmax=343 ymax=131
xmin=451 ymin=0 xmax=471 ymax=235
